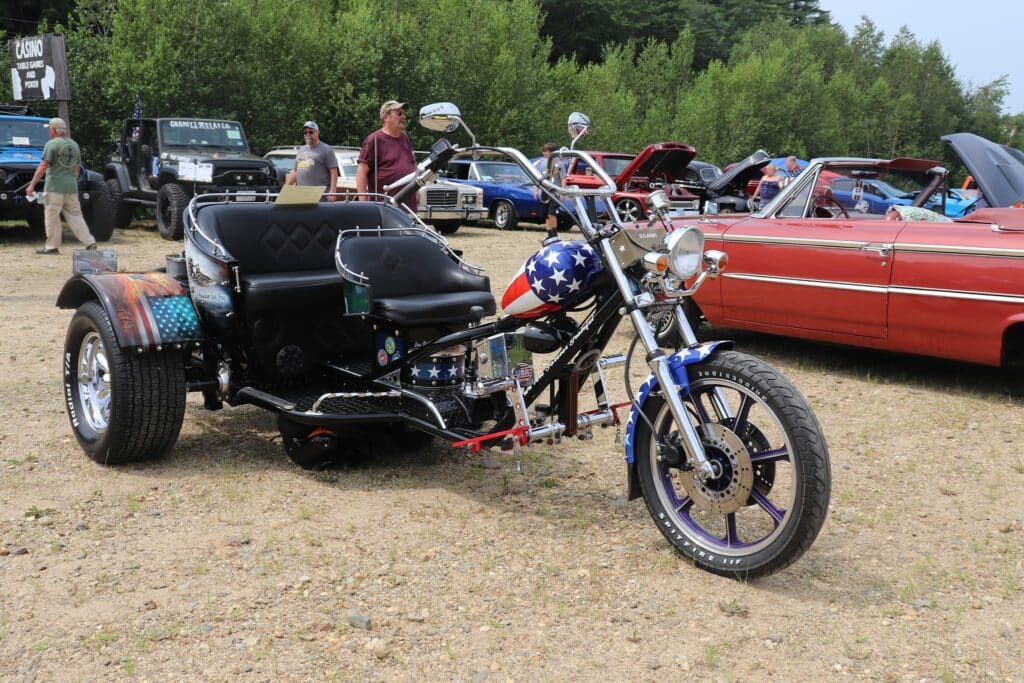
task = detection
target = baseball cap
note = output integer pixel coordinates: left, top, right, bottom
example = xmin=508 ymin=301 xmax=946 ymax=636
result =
xmin=379 ymin=100 xmax=407 ymax=119
xmin=45 ymin=117 xmax=67 ymax=132
xmin=301 ymin=120 xmax=319 ymax=132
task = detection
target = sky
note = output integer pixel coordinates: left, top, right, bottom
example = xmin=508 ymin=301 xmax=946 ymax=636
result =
xmin=817 ymin=0 xmax=1024 ymax=115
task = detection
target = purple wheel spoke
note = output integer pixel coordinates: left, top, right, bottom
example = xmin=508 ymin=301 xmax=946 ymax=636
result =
xmin=725 ymin=513 xmax=740 ymax=545
xmin=675 ymin=496 xmax=693 ymax=515
xmin=750 ymin=487 xmax=785 ymax=524
xmin=731 ymin=394 xmax=754 ymax=434
xmin=750 ymin=445 xmax=789 ymax=464
xmin=686 ymin=391 xmax=712 ymax=424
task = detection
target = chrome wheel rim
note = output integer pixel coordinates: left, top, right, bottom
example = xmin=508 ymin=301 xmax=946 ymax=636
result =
xmin=77 ymin=330 xmax=111 ymax=433
xmin=617 ymin=200 xmax=641 ymax=222
xmin=494 ymin=203 xmax=509 ymax=228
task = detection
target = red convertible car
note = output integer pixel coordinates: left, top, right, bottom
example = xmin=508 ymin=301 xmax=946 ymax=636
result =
xmin=675 ymin=149 xmax=1024 ymax=369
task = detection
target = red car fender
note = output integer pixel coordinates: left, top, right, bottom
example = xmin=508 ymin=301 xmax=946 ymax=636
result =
xmin=56 ymin=272 xmax=204 ymax=352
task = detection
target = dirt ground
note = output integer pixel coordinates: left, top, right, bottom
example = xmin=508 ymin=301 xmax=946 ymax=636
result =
xmin=1 ymin=218 xmax=1022 ymax=682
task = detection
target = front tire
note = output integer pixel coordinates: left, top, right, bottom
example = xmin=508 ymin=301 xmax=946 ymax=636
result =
xmin=492 ymin=200 xmax=518 ymax=230
xmin=156 ymin=183 xmax=189 ymax=240
xmin=107 ymin=178 xmax=135 ymax=229
xmin=84 ymin=179 xmax=115 ymax=242
xmin=615 ymin=198 xmax=643 ymax=223
xmin=433 ymin=220 xmax=460 ymax=235
xmin=63 ymin=301 xmax=186 ymax=464
xmin=634 ymin=350 xmax=830 ymax=577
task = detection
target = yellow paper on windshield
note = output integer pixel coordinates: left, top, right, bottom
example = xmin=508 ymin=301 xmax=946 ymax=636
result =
xmin=276 ymin=184 xmax=324 ymax=206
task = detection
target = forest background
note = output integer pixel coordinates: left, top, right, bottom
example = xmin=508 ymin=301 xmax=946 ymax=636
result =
xmin=3 ymin=0 xmax=1021 ymax=178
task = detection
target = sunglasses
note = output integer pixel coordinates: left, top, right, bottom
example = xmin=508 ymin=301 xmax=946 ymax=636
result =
xmin=388 ymin=110 xmax=406 ymax=117
xmin=302 ymin=130 xmax=315 ymax=135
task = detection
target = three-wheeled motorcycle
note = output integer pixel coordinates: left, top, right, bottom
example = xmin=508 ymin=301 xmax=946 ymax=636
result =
xmin=57 ymin=105 xmax=831 ymax=577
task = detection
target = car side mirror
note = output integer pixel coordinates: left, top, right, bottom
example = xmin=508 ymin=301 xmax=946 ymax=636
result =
xmin=705 ymin=201 xmax=720 ymax=216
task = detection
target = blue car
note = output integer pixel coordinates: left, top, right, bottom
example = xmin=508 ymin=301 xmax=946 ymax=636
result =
xmin=443 ymin=159 xmax=546 ymax=230
xmin=0 ymin=106 xmax=114 ymax=240
xmin=832 ymin=176 xmax=977 ymax=217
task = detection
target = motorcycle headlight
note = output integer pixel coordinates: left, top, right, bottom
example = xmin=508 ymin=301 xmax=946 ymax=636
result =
xmin=662 ymin=226 xmax=704 ymax=279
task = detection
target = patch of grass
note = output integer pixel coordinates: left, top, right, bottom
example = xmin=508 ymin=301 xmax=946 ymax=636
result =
xmin=25 ymin=505 xmax=52 ymax=519
xmin=704 ymin=642 xmax=721 ymax=668
xmin=539 ymin=477 xmax=561 ymax=488
xmin=32 ymin=638 xmax=50 ymax=653
xmin=85 ymin=626 xmax=119 ymax=651
xmin=122 ymin=659 xmax=136 ymax=675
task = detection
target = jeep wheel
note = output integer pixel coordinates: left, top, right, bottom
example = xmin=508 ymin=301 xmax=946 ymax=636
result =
xmin=492 ymin=200 xmax=518 ymax=230
xmin=26 ymin=210 xmax=45 ymax=237
xmin=157 ymin=183 xmax=189 ymax=240
xmin=433 ymin=220 xmax=460 ymax=235
xmin=84 ymin=179 xmax=115 ymax=242
xmin=63 ymin=301 xmax=186 ymax=464
xmin=106 ymin=178 xmax=135 ymax=229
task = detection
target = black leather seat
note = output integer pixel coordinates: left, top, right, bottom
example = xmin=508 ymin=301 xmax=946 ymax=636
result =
xmin=195 ymin=201 xmax=411 ymax=313
xmin=340 ymin=235 xmax=495 ymax=327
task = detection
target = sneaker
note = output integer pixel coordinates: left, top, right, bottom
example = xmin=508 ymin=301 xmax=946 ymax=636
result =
xmin=85 ymin=243 xmax=98 ymax=250
xmin=35 ymin=247 xmax=60 ymax=255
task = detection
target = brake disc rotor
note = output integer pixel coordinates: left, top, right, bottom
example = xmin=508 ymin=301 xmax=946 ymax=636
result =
xmin=677 ymin=423 xmax=754 ymax=515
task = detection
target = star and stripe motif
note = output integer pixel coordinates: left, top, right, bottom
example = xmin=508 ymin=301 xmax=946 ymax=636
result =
xmin=502 ymin=240 xmax=601 ymax=318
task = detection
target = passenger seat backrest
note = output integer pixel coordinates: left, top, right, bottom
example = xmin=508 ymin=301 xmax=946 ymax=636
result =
xmin=341 ymin=235 xmax=489 ymax=298
xmin=197 ymin=202 xmax=412 ymax=274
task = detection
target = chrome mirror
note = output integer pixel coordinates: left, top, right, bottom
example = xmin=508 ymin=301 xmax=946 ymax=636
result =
xmin=419 ymin=102 xmax=462 ymax=133
xmin=567 ymin=112 xmax=590 ymax=149
xmin=704 ymin=200 xmax=720 ymax=216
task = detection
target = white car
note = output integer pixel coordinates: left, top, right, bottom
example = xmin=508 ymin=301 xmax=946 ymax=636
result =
xmin=264 ymin=146 xmax=483 ymax=234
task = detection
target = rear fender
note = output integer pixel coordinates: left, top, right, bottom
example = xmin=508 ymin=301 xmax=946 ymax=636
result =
xmin=623 ymin=340 xmax=732 ymax=500
xmin=56 ymin=272 xmax=204 ymax=352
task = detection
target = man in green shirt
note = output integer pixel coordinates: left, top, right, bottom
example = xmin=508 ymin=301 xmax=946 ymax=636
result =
xmin=25 ymin=117 xmax=97 ymax=255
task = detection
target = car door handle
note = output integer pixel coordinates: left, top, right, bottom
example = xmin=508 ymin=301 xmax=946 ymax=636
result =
xmin=861 ymin=244 xmax=892 ymax=257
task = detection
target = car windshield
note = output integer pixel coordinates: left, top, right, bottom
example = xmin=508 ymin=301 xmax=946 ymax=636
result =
xmin=601 ymin=156 xmax=635 ymax=177
xmin=267 ymin=155 xmax=296 ymax=172
xmin=775 ymin=163 xmax=941 ymax=219
xmin=475 ymin=162 xmax=531 ymax=183
xmin=159 ymin=120 xmax=249 ymax=150
xmin=334 ymin=154 xmax=358 ymax=180
xmin=0 ymin=118 xmax=48 ymax=147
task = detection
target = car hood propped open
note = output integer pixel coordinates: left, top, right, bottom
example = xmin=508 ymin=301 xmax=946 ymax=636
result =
xmin=942 ymin=132 xmax=1024 ymax=207
xmin=614 ymin=142 xmax=696 ymax=190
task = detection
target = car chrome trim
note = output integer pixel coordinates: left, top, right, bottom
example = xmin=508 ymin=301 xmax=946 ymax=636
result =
xmin=721 ymin=234 xmax=1024 ymax=260
xmin=896 ymin=243 xmax=1024 ymax=258
xmin=723 ymin=273 xmax=884 ymax=293
xmin=722 ymin=234 xmax=873 ymax=250
xmin=724 ymin=273 xmax=1024 ymax=303
xmin=889 ymin=287 xmax=1024 ymax=305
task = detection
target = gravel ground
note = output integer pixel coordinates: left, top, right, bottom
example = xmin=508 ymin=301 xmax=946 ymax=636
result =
xmin=1 ymin=219 xmax=1022 ymax=682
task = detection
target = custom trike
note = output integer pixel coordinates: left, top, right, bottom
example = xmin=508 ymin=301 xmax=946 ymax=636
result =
xmin=57 ymin=105 xmax=831 ymax=577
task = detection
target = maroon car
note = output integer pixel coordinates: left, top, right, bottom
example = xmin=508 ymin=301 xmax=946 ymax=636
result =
xmin=564 ymin=142 xmax=701 ymax=222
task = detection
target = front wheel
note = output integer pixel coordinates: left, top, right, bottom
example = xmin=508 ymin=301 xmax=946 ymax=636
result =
xmin=63 ymin=301 xmax=186 ymax=464
xmin=634 ymin=350 xmax=830 ymax=577
xmin=492 ymin=200 xmax=518 ymax=230
xmin=432 ymin=220 xmax=460 ymax=235
xmin=615 ymin=198 xmax=644 ymax=223
xmin=84 ymin=179 xmax=115 ymax=241
xmin=156 ymin=183 xmax=189 ymax=240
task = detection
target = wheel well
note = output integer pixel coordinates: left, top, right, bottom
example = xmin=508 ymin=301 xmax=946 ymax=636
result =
xmin=1001 ymin=322 xmax=1024 ymax=368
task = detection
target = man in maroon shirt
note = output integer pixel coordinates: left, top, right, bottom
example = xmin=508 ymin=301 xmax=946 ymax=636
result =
xmin=357 ymin=100 xmax=417 ymax=211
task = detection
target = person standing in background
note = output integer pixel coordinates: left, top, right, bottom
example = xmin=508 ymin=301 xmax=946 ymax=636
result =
xmin=285 ymin=120 xmax=339 ymax=201
xmin=25 ymin=117 xmax=97 ymax=255
xmin=356 ymin=100 xmax=417 ymax=211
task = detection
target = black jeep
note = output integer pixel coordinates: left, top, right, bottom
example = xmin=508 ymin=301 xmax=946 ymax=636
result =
xmin=0 ymin=105 xmax=114 ymax=240
xmin=104 ymin=117 xmax=277 ymax=240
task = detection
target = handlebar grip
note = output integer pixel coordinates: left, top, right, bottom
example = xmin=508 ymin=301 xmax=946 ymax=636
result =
xmin=391 ymin=179 xmax=419 ymax=207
